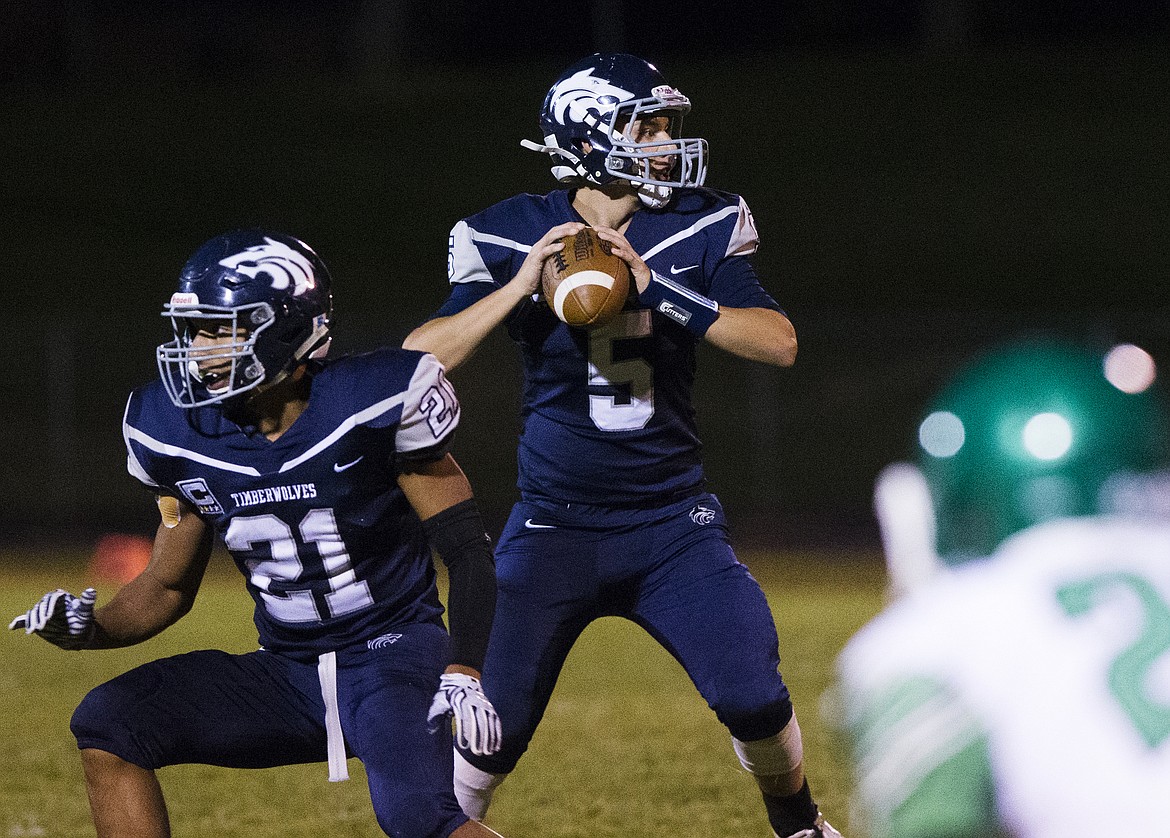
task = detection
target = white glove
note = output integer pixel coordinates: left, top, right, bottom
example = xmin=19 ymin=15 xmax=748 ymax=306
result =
xmin=427 ymin=672 xmax=502 ymax=756
xmin=9 ymin=587 xmax=97 ymax=650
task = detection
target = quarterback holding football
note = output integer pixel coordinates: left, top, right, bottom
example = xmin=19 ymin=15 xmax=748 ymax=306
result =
xmin=405 ymin=52 xmax=841 ymax=838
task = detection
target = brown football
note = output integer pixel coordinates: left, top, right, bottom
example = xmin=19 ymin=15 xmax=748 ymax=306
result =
xmin=541 ymin=227 xmax=632 ymax=328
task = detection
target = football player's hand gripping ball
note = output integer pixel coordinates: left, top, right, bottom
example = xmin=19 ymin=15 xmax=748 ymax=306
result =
xmin=427 ymin=672 xmax=502 ymax=756
xmin=9 ymin=587 xmax=97 ymax=650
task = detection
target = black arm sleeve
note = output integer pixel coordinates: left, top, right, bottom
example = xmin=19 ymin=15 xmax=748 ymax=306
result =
xmin=421 ymin=498 xmax=497 ymax=671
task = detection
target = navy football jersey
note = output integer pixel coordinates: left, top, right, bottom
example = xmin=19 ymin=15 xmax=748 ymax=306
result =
xmin=122 ymin=347 xmax=460 ymax=660
xmin=438 ymin=188 xmax=781 ymax=506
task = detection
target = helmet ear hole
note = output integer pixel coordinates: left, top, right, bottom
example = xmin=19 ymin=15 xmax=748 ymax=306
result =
xmin=250 ymin=303 xmax=274 ymax=328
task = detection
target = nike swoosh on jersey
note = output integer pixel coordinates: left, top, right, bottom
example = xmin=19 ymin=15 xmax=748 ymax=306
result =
xmin=670 ymin=264 xmax=698 ymax=274
xmin=524 ymin=519 xmax=557 ymax=529
xmin=333 ymin=456 xmax=364 ymax=472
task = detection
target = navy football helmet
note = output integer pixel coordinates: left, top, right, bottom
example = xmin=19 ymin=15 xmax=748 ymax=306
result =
xmin=157 ymin=229 xmax=333 ymax=408
xmin=521 ymin=53 xmax=708 ymax=208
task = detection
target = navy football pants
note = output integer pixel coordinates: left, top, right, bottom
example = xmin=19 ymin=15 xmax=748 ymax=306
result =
xmin=462 ymin=491 xmax=794 ymax=774
xmin=70 ymin=621 xmax=468 ymax=838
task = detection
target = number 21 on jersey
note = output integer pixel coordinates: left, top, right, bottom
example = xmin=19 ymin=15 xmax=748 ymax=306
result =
xmin=226 ymin=508 xmax=374 ymax=624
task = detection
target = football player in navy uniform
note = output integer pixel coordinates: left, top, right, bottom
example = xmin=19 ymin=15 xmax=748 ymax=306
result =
xmin=10 ymin=230 xmax=507 ymax=838
xmin=403 ymin=54 xmax=842 ymax=838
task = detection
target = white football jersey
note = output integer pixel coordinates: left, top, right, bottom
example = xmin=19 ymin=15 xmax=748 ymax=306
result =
xmin=836 ymin=516 xmax=1170 ymax=838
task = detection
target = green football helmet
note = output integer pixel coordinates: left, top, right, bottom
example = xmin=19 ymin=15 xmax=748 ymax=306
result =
xmin=876 ymin=337 xmax=1169 ymax=588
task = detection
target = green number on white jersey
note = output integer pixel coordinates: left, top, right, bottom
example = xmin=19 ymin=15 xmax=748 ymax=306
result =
xmin=1056 ymin=571 xmax=1170 ymax=748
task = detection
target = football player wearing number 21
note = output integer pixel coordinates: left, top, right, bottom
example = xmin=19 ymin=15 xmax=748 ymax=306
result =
xmin=404 ymin=54 xmax=842 ymax=838
xmin=10 ymin=230 xmax=508 ymax=838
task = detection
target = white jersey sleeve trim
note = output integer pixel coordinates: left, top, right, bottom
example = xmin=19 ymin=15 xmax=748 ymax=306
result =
xmin=471 ymin=230 xmax=533 ymax=253
xmin=122 ymin=393 xmax=160 ymax=488
xmin=395 ymin=353 xmax=461 ymax=455
xmin=639 ymin=204 xmax=740 ymax=263
xmin=726 ymin=196 xmax=760 ymax=257
xmin=449 ymin=220 xmax=530 ymax=286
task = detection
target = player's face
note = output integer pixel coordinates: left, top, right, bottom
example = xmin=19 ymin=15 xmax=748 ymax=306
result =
xmin=621 ymin=114 xmax=676 ymax=181
xmin=187 ymin=318 xmax=249 ymax=394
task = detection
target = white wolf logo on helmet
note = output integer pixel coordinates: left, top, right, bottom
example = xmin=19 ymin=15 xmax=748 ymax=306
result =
xmin=219 ymin=237 xmax=317 ymax=296
xmin=524 ymin=53 xmax=708 ymax=209
xmin=548 ymin=69 xmax=636 ymax=129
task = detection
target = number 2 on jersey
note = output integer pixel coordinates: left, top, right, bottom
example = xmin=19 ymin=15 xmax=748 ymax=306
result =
xmin=1057 ymin=571 xmax=1170 ymax=749
xmin=226 ymin=508 xmax=374 ymax=623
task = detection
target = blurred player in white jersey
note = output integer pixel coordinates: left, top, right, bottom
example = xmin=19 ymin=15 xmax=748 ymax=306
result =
xmin=835 ymin=336 xmax=1170 ymax=838
xmin=405 ymin=53 xmax=841 ymax=837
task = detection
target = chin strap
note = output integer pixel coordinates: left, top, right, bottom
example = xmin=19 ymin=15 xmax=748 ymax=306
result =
xmin=307 ymin=336 xmax=332 ymax=360
xmin=521 ymin=138 xmax=591 ymax=185
xmin=521 ymin=138 xmax=582 ymax=170
xmin=253 ymin=331 xmax=330 ymax=397
xmin=519 ymin=138 xmax=555 ymax=155
xmin=522 ymin=137 xmax=674 ymax=208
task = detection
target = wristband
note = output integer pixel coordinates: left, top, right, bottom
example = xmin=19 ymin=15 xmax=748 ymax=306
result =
xmin=640 ymin=271 xmax=720 ymax=336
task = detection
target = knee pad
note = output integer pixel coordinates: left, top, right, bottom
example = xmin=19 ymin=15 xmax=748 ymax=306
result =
xmin=456 ymin=735 xmax=525 ymax=775
xmin=453 ymin=750 xmax=508 ymax=821
xmin=733 ymin=714 xmax=804 ymax=778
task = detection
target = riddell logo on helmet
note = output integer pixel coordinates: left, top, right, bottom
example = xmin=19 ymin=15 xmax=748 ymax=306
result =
xmin=170 ymin=292 xmax=199 ymax=306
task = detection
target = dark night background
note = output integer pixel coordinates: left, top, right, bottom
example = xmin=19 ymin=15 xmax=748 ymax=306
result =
xmin=2 ymin=1 xmax=1167 ymax=548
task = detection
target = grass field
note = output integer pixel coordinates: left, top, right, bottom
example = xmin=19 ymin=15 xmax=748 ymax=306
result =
xmin=1 ymin=547 xmax=886 ymax=837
